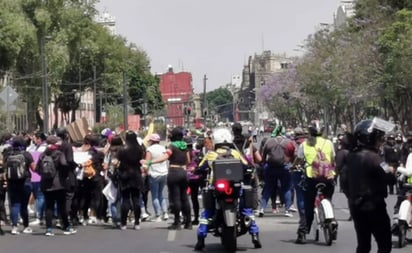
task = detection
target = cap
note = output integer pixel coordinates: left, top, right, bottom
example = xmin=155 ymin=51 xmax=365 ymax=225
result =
xmin=101 ymin=128 xmax=113 ymax=138
xmin=149 ymin=133 xmax=161 ymax=142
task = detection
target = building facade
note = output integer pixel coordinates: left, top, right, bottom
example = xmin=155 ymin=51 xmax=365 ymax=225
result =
xmin=158 ymin=66 xmax=193 ymax=127
xmin=237 ymin=50 xmax=293 ymax=126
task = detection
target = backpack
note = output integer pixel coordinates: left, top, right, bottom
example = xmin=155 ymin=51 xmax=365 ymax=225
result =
xmin=312 ymin=148 xmax=335 ymax=180
xmin=40 ymin=154 xmax=57 ymax=180
xmin=6 ymin=152 xmax=26 ymax=180
xmin=265 ymin=137 xmax=289 ymax=168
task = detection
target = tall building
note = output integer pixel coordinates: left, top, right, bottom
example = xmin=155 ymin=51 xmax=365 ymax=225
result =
xmin=158 ymin=66 xmax=193 ymax=127
xmin=95 ymin=9 xmax=117 ymax=35
xmin=237 ymin=50 xmax=293 ymax=126
xmin=334 ymin=1 xmax=355 ymax=28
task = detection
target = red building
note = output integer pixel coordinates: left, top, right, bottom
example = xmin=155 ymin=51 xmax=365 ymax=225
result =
xmin=158 ymin=66 xmax=193 ymax=127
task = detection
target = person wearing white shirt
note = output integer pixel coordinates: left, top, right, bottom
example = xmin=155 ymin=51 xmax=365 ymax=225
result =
xmin=144 ymin=133 xmax=169 ymax=221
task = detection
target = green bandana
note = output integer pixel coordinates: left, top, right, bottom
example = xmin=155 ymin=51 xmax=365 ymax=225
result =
xmin=171 ymin=141 xmax=187 ymax=150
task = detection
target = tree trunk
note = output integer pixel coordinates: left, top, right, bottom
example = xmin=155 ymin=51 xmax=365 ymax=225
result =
xmin=27 ymin=96 xmax=41 ymax=132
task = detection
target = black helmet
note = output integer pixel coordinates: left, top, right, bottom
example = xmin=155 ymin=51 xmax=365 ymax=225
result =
xmin=354 ymin=120 xmax=385 ymax=148
xmin=55 ymin=127 xmax=68 ymax=139
xmin=308 ymin=120 xmax=323 ymax=136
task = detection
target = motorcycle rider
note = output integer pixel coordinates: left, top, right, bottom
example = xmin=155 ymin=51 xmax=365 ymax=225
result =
xmin=342 ymin=119 xmax=394 ymax=253
xmin=194 ymin=128 xmax=262 ymax=251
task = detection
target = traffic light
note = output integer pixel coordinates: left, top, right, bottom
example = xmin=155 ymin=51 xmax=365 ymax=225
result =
xmin=184 ymin=106 xmax=192 ymax=115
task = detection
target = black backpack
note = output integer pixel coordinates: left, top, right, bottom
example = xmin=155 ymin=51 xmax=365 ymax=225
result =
xmin=40 ymin=154 xmax=57 ymax=180
xmin=6 ymin=152 xmax=26 ymax=180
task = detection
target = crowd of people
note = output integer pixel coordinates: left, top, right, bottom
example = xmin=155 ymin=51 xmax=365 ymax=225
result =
xmin=0 ymin=119 xmax=410 ymax=253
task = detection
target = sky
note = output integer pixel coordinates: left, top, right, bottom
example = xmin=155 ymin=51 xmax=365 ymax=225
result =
xmin=96 ymin=0 xmax=344 ymax=92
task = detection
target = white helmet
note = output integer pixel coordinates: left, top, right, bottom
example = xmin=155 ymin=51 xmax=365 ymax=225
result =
xmin=212 ymin=128 xmax=234 ymax=145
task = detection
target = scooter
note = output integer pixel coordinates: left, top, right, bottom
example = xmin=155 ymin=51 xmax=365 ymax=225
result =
xmin=313 ymin=182 xmax=338 ymax=246
xmin=397 ymin=183 xmax=412 ymax=248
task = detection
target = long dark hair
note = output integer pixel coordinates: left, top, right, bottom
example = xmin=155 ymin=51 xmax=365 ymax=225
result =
xmin=124 ymin=131 xmax=144 ymax=159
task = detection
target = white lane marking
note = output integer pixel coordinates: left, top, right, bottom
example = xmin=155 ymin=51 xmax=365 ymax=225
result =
xmin=167 ymin=230 xmax=176 ymax=241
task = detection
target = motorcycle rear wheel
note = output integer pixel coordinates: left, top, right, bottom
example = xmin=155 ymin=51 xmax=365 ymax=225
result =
xmin=323 ymin=222 xmax=333 ymax=246
xmin=398 ymin=221 xmax=407 ymax=248
xmin=222 ymin=225 xmax=237 ymax=252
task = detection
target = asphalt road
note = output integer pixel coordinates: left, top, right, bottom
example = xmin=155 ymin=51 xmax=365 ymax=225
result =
xmin=1 ymin=189 xmax=411 ymax=253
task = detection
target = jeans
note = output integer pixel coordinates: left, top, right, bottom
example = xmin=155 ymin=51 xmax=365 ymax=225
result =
xmin=109 ymin=200 xmax=119 ymax=223
xmin=261 ymin=166 xmax=292 ymax=211
xmin=8 ymin=182 xmax=31 ymax=227
xmin=32 ymin=182 xmax=45 ymax=220
xmin=149 ymin=175 xmax=168 ymax=217
xmin=291 ymin=170 xmax=306 ymax=234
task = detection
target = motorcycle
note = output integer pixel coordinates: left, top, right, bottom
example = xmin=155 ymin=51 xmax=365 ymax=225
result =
xmin=202 ymin=158 xmax=255 ymax=252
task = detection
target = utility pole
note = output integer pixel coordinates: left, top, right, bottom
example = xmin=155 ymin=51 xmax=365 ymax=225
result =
xmin=78 ymin=51 xmax=82 ymax=118
xmin=202 ymin=74 xmax=207 ymax=119
xmin=93 ymin=65 xmax=97 ymax=124
xmin=123 ymin=72 xmax=128 ymax=131
xmin=41 ymin=36 xmax=49 ymax=134
xmin=99 ymin=91 xmax=103 ymax=123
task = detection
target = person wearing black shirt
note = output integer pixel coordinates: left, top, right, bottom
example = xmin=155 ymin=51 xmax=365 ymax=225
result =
xmin=342 ymin=120 xmax=393 ymax=253
xmin=382 ymin=133 xmax=401 ymax=195
xmin=117 ymin=131 xmax=145 ymax=230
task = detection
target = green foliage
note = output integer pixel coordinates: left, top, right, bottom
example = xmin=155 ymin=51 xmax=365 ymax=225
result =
xmin=0 ymin=0 xmax=160 ymax=130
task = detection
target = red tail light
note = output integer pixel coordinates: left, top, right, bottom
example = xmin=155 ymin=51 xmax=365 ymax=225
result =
xmin=215 ymin=179 xmax=232 ymax=195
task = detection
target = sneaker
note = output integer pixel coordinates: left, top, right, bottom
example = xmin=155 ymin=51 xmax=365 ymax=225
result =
xmin=0 ymin=227 xmax=5 ymax=236
xmin=82 ymin=219 xmax=88 ymax=226
xmin=11 ymin=226 xmax=20 ymax=235
xmin=162 ymin=213 xmax=169 ymax=221
xmin=154 ymin=216 xmax=162 ymax=222
xmin=55 ymin=220 xmax=62 ymax=229
xmin=258 ymin=209 xmax=264 ymax=217
xmin=30 ymin=218 xmax=41 ymax=226
xmin=63 ymin=227 xmax=77 ymax=235
xmin=289 ymin=205 xmax=297 ymax=212
xmin=141 ymin=213 xmax=150 ymax=221
xmin=89 ymin=216 xmax=97 ymax=224
xmin=134 ymin=225 xmax=141 ymax=230
xmin=45 ymin=228 xmax=54 ymax=236
xmin=284 ymin=211 xmax=293 ymax=217
xmin=22 ymin=227 xmax=33 ymax=234
xmin=120 ymin=226 xmax=127 ymax=230
xmin=272 ymin=208 xmax=279 ymax=214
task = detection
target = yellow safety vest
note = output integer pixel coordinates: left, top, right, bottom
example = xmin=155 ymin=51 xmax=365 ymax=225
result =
xmin=302 ymin=137 xmax=334 ymax=178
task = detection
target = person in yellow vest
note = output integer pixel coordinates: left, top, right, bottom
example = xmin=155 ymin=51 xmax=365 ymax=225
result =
xmin=294 ymin=120 xmax=336 ymax=243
